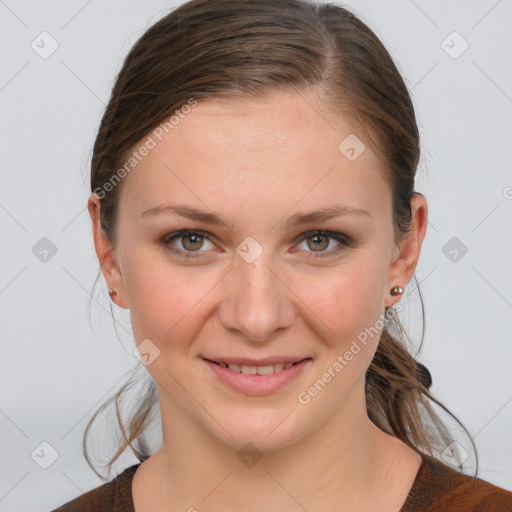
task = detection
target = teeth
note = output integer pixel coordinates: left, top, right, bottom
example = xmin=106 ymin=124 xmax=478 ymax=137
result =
xmin=223 ymin=362 xmax=297 ymax=374
xmin=256 ymin=365 xmax=274 ymax=376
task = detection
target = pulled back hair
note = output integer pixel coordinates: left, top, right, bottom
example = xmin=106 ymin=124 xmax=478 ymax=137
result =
xmin=85 ymin=0 xmax=475 ymax=480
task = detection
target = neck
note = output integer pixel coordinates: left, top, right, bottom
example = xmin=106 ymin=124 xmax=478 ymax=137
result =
xmin=140 ymin=383 xmax=422 ymax=512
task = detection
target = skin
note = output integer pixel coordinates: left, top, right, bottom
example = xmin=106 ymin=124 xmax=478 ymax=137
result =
xmin=89 ymin=86 xmax=428 ymax=511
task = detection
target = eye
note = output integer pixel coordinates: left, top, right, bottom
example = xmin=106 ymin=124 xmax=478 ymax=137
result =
xmin=161 ymin=229 xmax=353 ymax=260
xmin=161 ymin=230 xmax=216 ymax=259
xmin=292 ymin=230 xmax=351 ymax=259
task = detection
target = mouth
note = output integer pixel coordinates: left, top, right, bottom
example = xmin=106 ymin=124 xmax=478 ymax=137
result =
xmin=203 ymin=357 xmax=311 ymax=376
xmin=202 ymin=356 xmax=313 ymax=396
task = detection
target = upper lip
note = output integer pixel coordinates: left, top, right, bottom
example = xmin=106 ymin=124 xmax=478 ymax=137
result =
xmin=203 ymin=356 xmax=310 ymax=366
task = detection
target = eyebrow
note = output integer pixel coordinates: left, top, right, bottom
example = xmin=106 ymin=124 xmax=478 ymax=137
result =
xmin=140 ymin=203 xmax=371 ymax=229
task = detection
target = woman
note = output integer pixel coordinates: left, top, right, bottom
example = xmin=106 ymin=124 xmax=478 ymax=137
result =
xmin=52 ymin=0 xmax=512 ymax=510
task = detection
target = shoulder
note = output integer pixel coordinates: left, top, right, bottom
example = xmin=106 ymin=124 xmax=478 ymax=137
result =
xmin=49 ymin=464 xmax=140 ymax=512
xmin=50 ymin=480 xmax=115 ymax=512
xmin=404 ymin=456 xmax=512 ymax=511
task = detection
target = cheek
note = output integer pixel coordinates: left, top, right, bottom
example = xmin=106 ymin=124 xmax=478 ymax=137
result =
xmin=121 ymin=252 xmax=189 ymax=342
xmin=292 ymin=260 xmax=386 ymax=347
xmin=121 ymin=251 xmax=223 ymax=355
xmin=296 ymin=271 xmax=386 ymax=406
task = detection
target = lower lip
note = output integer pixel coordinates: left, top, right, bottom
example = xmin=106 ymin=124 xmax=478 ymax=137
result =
xmin=204 ymin=358 xmax=312 ymax=396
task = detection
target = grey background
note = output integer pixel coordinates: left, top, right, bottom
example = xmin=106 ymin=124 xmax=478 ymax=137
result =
xmin=1 ymin=1 xmax=511 ymax=510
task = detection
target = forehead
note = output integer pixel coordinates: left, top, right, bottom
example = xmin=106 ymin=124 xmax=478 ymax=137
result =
xmin=168 ymin=88 xmax=362 ymax=160
xmin=119 ymin=88 xmax=390 ymax=222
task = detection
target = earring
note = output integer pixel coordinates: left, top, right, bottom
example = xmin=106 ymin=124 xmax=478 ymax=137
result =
xmin=109 ymin=289 xmax=117 ymax=298
xmin=390 ymin=285 xmax=403 ymax=296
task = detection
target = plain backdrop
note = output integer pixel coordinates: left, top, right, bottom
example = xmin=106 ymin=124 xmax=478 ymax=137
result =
xmin=1 ymin=1 xmax=511 ymax=510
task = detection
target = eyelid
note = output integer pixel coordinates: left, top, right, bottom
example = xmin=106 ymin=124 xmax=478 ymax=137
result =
xmin=292 ymin=230 xmax=352 ymax=257
xmin=162 ymin=229 xmax=216 ymax=251
xmin=162 ymin=228 xmax=349 ymax=244
xmin=293 ymin=229 xmax=349 ymax=243
xmin=161 ymin=228 xmax=352 ymax=259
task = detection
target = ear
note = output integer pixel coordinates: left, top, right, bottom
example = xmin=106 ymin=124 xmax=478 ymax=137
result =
xmin=88 ymin=193 xmax=129 ymax=309
xmin=385 ymin=192 xmax=428 ymax=307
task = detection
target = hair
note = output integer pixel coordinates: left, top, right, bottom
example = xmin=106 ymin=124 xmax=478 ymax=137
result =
xmin=84 ymin=0 xmax=475 ymax=480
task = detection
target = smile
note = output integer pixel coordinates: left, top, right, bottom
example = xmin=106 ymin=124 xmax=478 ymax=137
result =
xmin=207 ymin=359 xmax=306 ymax=375
xmin=203 ymin=357 xmax=312 ymax=396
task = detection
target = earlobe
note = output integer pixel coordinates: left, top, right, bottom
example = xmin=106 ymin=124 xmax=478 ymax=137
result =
xmin=385 ymin=193 xmax=428 ymax=307
xmin=88 ymin=193 xmax=129 ymax=309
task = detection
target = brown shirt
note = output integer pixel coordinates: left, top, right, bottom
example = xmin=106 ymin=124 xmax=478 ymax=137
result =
xmin=50 ymin=456 xmax=512 ymax=511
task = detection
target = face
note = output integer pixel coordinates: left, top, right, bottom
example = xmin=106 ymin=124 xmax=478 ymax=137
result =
xmin=90 ymin=87 xmax=425 ymax=453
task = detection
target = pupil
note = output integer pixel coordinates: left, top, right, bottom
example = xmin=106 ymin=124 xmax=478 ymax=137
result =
xmin=310 ymin=234 xmax=327 ymax=251
xmin=184 ymin=234 xmax=202 ymax=250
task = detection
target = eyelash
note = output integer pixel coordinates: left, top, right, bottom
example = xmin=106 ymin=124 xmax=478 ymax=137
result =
xmin=161 ymin=229 xmax=352 ymax=260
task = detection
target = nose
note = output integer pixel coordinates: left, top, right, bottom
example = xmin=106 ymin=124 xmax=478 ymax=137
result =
xmin=218 ymin=252 xmax=295 ymax=343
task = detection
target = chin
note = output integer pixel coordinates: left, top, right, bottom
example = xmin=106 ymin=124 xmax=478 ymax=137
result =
xmin=210 ymin=406 xmax=305 ymax=453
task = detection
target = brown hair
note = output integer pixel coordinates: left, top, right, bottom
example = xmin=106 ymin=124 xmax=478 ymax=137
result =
xmin=85 ymin=0 xmax=475 ymax=480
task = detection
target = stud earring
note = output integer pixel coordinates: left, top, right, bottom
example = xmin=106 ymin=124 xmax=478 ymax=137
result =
xmin=390 ymin=285 xmax=403 ymax=296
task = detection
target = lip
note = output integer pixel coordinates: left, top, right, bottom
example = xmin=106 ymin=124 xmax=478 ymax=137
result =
xmin=203 ymin=355 xmax=308 ymax=366
xmin=203 ymin=357 xmax=312 ymax=396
